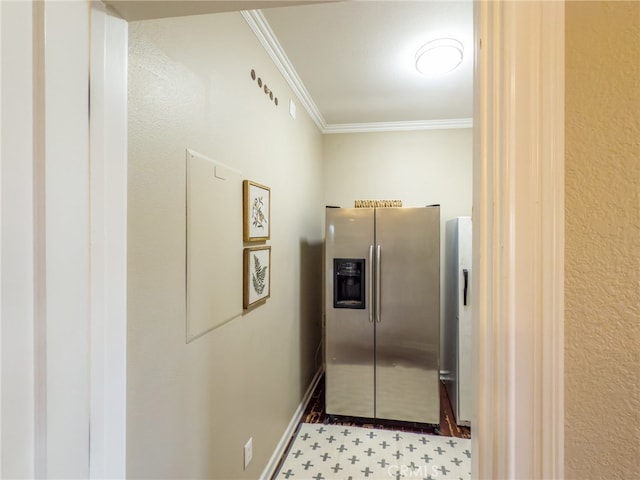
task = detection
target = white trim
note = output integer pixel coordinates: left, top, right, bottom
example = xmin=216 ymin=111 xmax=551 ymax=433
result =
xmin=539 ymin=4 xmax=565 ymax=475
xmin=260 ymin=369 xmax=323 ymax=480
xmin=43 ymin=3 xmax=92 ymax=475
xmin=473 ymin=1 xmax=564 ymax=478
xmin=322 ymin=118 xmax=473 ymax=134
xmin=0 ymin=2 xmax=39 ymax=477
xmin=241 ymin=9 xmax=326 ymax=131
xmin=88 ymin=3 xmax=128 ymax=479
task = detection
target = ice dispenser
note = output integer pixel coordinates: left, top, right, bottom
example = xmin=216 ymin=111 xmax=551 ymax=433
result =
xmin=333 ymin=258 xmax=365 ymax=309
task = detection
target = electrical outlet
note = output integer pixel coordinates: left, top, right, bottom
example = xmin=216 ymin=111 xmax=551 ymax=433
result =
xmin=244 ymin=437 xmax=253 ymax=469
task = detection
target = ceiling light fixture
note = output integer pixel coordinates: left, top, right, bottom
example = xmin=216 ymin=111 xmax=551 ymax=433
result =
xmin=415 ymin=38 xmax=464 ymax=77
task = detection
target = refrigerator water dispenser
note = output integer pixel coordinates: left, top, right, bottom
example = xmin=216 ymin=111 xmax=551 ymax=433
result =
xmin=333 ymin=258 xmax=365 ymax=309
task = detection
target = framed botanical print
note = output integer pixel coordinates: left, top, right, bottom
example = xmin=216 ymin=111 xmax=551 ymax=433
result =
xmin=243 ymin=180 xmax=270 ymax=242
xmin=243 ymin=246 xmax=271 ymax=309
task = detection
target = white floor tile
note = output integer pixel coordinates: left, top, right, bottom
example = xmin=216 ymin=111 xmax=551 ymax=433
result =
xmin=275 ymin=423 xmax=471 ymax=480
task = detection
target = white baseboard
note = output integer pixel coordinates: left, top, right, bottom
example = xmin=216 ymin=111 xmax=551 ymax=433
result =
xmin=260 ymin=368 xmax=323 ymax=480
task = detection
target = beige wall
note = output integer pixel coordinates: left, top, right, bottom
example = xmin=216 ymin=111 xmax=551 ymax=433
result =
xmin=565 ymin=2 xmax=640 ymax=478
xmin=127 ymin=12 xmax=323 ymax=478
xmin=322 ymin=130 xmax=472 ymax=212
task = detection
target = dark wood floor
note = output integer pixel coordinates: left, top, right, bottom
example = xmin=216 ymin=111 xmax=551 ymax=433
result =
xmin=301 ymin=374 xmax=470 ymax=439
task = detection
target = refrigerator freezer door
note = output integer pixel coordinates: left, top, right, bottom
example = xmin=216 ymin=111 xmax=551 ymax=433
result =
xmin=374 ymin=207 xmax=440 ymax=424
xmin=325 ymin=208 xmax=375 ymax=418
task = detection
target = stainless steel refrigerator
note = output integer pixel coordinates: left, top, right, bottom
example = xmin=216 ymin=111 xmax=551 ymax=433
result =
xmin=324 ymin=206 xmax=440 ymax=424
xmin=442 ymin=216 xmax=472 ymax=426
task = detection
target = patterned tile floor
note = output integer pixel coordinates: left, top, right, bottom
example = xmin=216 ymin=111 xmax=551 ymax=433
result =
xmin=274 ymin=423 xmax=471 ymax=480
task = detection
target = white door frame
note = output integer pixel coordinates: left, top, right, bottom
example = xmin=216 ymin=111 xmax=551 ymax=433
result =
xmin=473 ymin=1 xmax=564 ymax=478
xmin=88 ymin=3 xmax=128 ymax=478
xmin=1 ymin=2 xmax=39 ymax=476
xmin=1 ymin=1 xmax=127 ymax=478
xmin=0 ymin=0 xmax=563 ymax=477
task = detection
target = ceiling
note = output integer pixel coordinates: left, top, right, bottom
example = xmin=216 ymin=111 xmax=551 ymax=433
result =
xmin=261 ymin=1 xmax=473 ymax=131
xmin=106 ymin=1 xmax=473 ymax=133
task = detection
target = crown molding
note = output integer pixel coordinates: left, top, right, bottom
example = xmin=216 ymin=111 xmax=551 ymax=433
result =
xmin=241 ymin=9 xmax=327 ymax=131
xmin=323 ymin=118 xmax=473 ymax=134
xmin=243 ymin=10 xmax=472 ymax=135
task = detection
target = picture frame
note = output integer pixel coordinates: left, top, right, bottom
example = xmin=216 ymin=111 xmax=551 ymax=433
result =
xmin=243 ymin=180 xmax=271 ymax=242
xmin=243 ymin=246 xmax=271 ymax=309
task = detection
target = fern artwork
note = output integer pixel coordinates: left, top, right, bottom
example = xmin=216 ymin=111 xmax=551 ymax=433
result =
xmin=251 ymin=254 xmax=268 ymax=295
xmin=243 ymin=246 xmax=271 ymax=309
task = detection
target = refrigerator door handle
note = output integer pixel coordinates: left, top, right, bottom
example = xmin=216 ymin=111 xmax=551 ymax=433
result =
xmin=376 ymin=245 xmax=382 ymax=323
xmin=369 ymin=245 xmax=374 ymax=322
xmin=463 ymin=268 xmax=469 ymax=306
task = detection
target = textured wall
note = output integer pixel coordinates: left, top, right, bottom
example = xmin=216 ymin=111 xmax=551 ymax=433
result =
xmin=565 ymin=2 xmax=640 ymax=478
xmin=128 ymin=12 xmax=323 ymax=479
xmin=322 ymin=130 xmax=472 ymax=211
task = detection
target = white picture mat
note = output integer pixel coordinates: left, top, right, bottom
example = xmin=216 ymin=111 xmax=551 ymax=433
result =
xmin=186 ymin=149 xmax=243 ymax=341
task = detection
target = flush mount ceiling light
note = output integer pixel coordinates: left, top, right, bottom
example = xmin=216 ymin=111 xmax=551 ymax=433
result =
xmin=415 ymin=38 xmax=464 ymax=77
